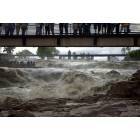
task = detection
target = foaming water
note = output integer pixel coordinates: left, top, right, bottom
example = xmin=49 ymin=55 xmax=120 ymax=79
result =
xmin=0 ymin=60 xmax=139 ymax=101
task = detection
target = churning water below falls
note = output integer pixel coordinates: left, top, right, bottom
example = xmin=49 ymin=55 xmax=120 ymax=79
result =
xmin=0 ymin=60 xmax=140 ymax=117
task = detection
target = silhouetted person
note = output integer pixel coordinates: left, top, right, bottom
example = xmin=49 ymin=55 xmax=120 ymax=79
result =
xmin=9 ymin=23 xmax=15 ymax=35
xmin=97 ymin=23 xmax=101 ymax=34
xmin=115 ymin=23 xmax=120 ymax=34
xmin=50 ymin=23 xmax=54 ymax=35
xmin=59 ymin=23 xmax=64 ymax=35
xmin=78 ymin=23 xmax=83 ymax=35
xmin=64 ymin=23 xmax=68 ymax=35
xmin=102 ymin=23 xmax=107 ymax=34
xmin=4 ymin=23 xmax=10 ymax=36
xmin=16 ymin=23 xmax=21 ymax=35
xmin=36 ymin=23 xmax=43 ymax=35
xmin=40 ymin=23 xmax=44 ymax=35
xmin=127 ymin=23 xmax=130 ymax=33
xmin=73 ymin=23 xmax=78 ymax=35
xmin=21 ymin=23 xmax=28 ymax=36
xmin=93 ymin=23 xmax=98 ymax=34
xmin=111 ymin=24 xmax=115 ymax=34
xmin=45 ymin=23 xmax=50 ymax=35
xmin=107 ymin=23 xmax=112 ymax=34
xmin=83 ymin=23 xmax=91 ymax=35
xmin=68 ymin=50 xmax=71 ymax=60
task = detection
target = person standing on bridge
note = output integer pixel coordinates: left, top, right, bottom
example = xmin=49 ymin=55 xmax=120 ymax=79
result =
xmin=4 ymin=23 xmax=10 ymax=36
xmin=44 ymin=23 xmax=50 ymax=35
xmin=4 ymin=23 xmax=15 ymax=36
xmin=59 ymin=23 xmax=64 ymax=35
xmin=36 ymin=23 xmax=43 ymax=35
xmin=39 ymin=23 xmax=44 ymax=35
xmin=83 ymin=23 xmax=91 ymax=35
xmin=73 ymin=23 xmax=79 ymax=35
xmin=21 ymin=23 xmax=28 ymax=36
xmin=93 ymin=23 xmax=98 ymax=34
xmin=101 ymin=23 xmax=107 ymax=34
xmin=9 ymin=23 xmax=15 ymax=36
xmin=50 ymin=23 xmax=54 ymax=35
xmin=78 ymin=23 xmax=84 ymax=35
xmin=113 ymin=23 xmax=120 ymax=34
xmin=16 ymin=23 xmax=21 ymax=35
xmin=64 ymin=23 xmax=68 ymax=35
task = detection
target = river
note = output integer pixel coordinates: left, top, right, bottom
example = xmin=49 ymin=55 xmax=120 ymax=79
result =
xmin=0 ymin=60 xmax=139 ymax=116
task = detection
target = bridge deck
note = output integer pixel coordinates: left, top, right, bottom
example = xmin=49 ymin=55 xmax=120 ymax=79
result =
xmin=0 ymin=33 xmax=140 ymax=47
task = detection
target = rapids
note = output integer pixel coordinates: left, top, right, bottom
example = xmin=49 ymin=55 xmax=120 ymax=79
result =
xmin=0 ymin=60 xmax=139 ymax=101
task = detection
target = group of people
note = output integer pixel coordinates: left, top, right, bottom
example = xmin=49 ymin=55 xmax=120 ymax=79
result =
xmin=35 ymin=23 xmax=130 ymax=35
xmin=73 ymin=23 xmax=130 ymax=35
xmin=0 ymin=23 xmax=130 ymax=36
xmin=0 ymin=23 xmax=28 ymax=36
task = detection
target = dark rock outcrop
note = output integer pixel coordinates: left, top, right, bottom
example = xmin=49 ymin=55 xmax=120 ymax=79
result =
xmin=107 ymin=70 xmax=140 ymax=98
xmin=106 ymin=70 xmax=121 ymax=77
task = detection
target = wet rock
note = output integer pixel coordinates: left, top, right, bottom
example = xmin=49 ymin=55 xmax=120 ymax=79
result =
xmin=107 ymin=70 xmax=140 ymax=98
xmin=106 ymin=70 xmax=121 ymax=77
xmin=131 ymin=70 xmax=140 ymax=81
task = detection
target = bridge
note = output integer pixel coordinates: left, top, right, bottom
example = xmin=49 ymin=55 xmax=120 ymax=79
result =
xmin=0 ymin=23 xmax=140 ymax=47
xmin=13 ymin=54 xmax=126 ymax=61
xmin=13 ymin=54 xmax=126 ymax=57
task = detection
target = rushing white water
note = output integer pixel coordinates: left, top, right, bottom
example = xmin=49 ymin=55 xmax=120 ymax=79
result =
xmin=0 ymin=60 xmax=139 ymax=101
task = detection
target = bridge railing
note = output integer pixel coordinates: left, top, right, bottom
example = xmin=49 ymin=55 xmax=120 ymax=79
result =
xmin=0 ymin=23 xmax=140 ymax=36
